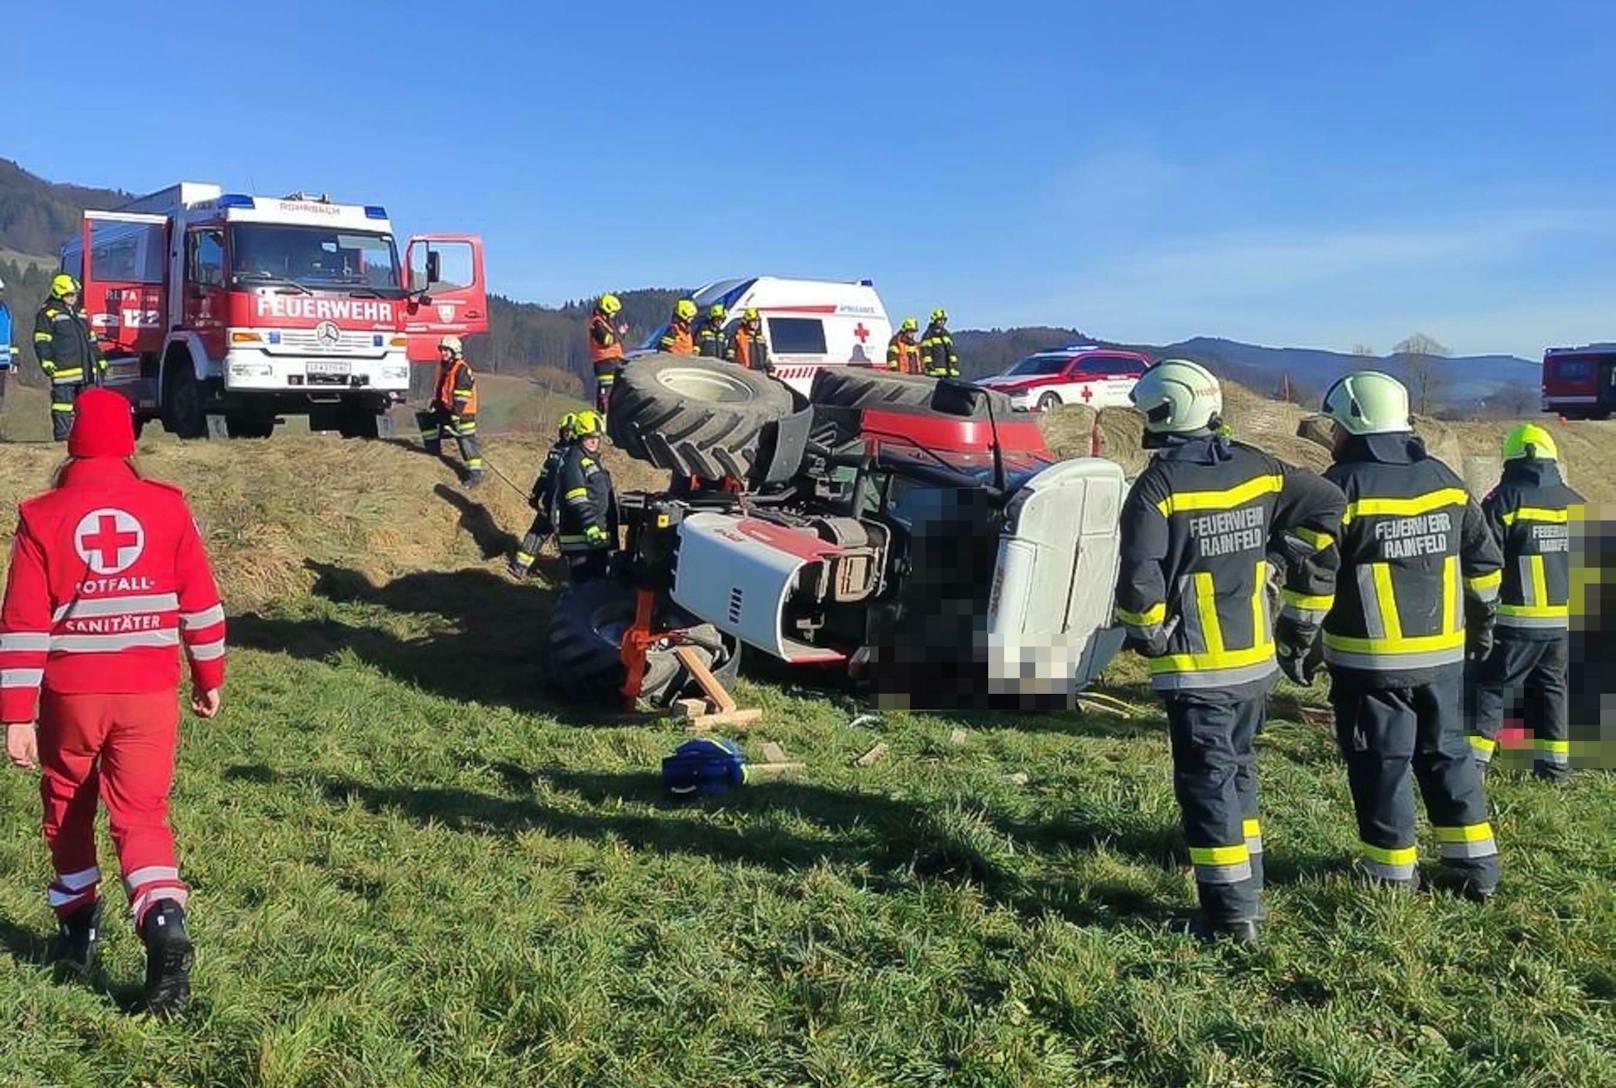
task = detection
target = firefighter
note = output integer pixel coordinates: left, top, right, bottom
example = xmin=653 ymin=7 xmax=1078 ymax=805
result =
xmin=728 ymin=307 xmax=771 ymax=371
xmin=1319 ymin=371 xmax=1503 ymax=899
xmin=589 ymin=293 xmax=625 ymax=415
xmin=1468 ymin=424 xmax=1584 ymax=781
xmin=1117 ymin=360 xmax=1344 ymax=944
xmin=508 ymin=412 xmax=578 ymax=578
xmin=921 ymin=308 xmax=959 ymax=378
xmin=887 ymin=317 xmax=922 ymax=374
xmin=658 ymin=300 xmax=698 ymax=355
xmin=416 ymin=335 xmax=484 ymax=487
xmin=1 ymin=388 xmax=226 ymax=1014
xmin=34 ymin=275 xmax=107 ymax=442
xmin=696 ymin=303 xmax=728 ymax=358
xmin=555 ymin=409 xmax=618 ymax=583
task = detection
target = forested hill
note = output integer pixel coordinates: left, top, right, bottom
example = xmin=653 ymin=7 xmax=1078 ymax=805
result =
xmin=0 ymin=158 xmax=127 ymax=257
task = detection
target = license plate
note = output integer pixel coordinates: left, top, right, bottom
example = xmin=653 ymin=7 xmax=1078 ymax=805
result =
xmin=307 ymin=361 xmax=351 ymax=377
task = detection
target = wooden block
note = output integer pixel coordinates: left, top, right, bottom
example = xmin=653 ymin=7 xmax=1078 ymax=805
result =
xmin=853 ymin=741 xmax=889 ymax=768
xmin=674 ymin=646 xmax=737 ymax=713
xmin=1298 ymin=706 xmax=1333 ymax=727
xmin=948 ymin=729 xmax=968 ymax=746
xmin=672 ymin=698 xmax=706 ymax=721
xmin=760 ymin=741 xmax=788 ymax=763
xmin=685 ymin=708 xmax=763 ymax=732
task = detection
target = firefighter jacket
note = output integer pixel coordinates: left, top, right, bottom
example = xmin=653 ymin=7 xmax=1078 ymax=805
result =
xmin=588 ymin=314 xmax=624 ymax=377
xmin=0 ymin=459 xmax=226 ymax=723
xmin=1117 ymin=435 xmax=1345 ymax=697
xmin=556 ymin=442 xmax=618 ymax=553
xmin=659 ymin=320 xmax=695 ymax=355
xmin=728 ymin=323 xmax=769 ymax=370
xmin=887 ymin=332 xmax=922 ymax=374
xmin=33 ymin=299 xmax=104 ymax=385
xmin=1481 ymin=457 xmax=1584 ymax=639
xmin=695 ymin=318 xmax=728 ymax=359
xmin=1322 ymin=433 xmax=1503 ymax=685
xmin=920 ymin=321 xmax=958 ymax=377
xmin=528 ymin=438 xmax=572 ymax=530
xmin=432 ymin=357 xmax=477 ymax=418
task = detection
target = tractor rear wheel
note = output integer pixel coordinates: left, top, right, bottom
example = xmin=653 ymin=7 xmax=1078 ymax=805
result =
xmin=542 ymin=580 xmax=741 ymax=710
xmin=606 ymin=353 xmax=794 ymax=482
xmin=808 ymin=368 xmax=1014 ymax=417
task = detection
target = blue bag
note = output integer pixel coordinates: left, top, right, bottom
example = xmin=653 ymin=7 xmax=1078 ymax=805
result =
xmin=661 ymin=737 xmax=747 ymax=799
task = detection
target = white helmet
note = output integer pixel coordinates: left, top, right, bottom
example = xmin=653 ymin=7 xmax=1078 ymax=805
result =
xmin=438 ymin=334 xmax=463 ymax=356
xmin=1321 ymin=371 xmax=1410 ymax=435
xmin=1130 ymin=359 xmax=1223 ymax=435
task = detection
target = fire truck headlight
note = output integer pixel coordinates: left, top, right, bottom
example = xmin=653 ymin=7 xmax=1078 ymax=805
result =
xmin=230 ymin=331 xmax=263 ymax=344
xmin=389 ymin=336 xmax=408 ymax=348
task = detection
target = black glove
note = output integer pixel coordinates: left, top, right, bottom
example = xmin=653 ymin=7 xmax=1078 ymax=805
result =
xmin=1467 ymin=622 xmax=1495 ymax=664
xmin=1275 ymin=616 xmax=1322 ymax=686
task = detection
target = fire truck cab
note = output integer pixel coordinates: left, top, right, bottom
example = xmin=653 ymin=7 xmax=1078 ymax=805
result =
xmin=61 ymin=182 xmax=485 ymax=439
xmin=1541 ymin=344 xmax=1616 ymax=420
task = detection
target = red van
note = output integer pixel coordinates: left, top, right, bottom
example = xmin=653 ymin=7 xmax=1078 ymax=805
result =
xmin=1542 ymin=345 xmax=1616 ymax=419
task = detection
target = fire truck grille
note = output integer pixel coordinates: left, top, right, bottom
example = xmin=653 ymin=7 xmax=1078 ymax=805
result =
xmin=275 ymin=329 xmax=380 ymax=354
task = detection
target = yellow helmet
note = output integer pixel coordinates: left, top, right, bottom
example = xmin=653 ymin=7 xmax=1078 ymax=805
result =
xmin=708 ymin=303 xmax=726 ymax=320
xmin=572 ymin=409 xmax=604 ymax=437
xmin=743 ymin=307 xmax=759 ymax=322
xmin=438 ymin=334 xmax=463 ymax=356
xmin=1501 ymin=423 xmax=1557 ymax=462
xmin=559 ymin=411 xmax=578 ymax=436
xmin=901 ymin=316 xmax=919 ymax=332
xmin=674 ymin=299 xmax=697 ymax=321
xmin=51 ymin=273 xmax=80 ymax=298
xmin=930 ymin=307 xmax=948 ymax=323
xmin=598 ymin=293 xmax=622 ymax=316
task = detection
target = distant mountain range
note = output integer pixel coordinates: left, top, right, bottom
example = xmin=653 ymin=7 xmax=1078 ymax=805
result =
xmin=0 ymin=156 xmax=1541 ymax=412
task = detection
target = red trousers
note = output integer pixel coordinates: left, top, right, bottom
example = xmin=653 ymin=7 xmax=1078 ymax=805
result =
xmin=38 ymin=689 xmax=188 ymax=925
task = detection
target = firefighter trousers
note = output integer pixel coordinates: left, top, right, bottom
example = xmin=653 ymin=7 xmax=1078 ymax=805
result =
xmin=511 ymin=514 xmax=552 ymax=575
xmin=1330 ymin=670 xmax=1499 ymax=892
xmin=1164 ymin=694 xmax=1265 ymax=923
xmin=37 ymin=689 xmax=188 ymax=925
xmin=51 ymin=380 xmax=85 ymax=442
xmin=593 ymin=364 xmax=617 ymax=415
xmin=417 ymin=407 xmax=483 ymax=477
xmin=1468 ymin=634 xmax=1569 ymax=779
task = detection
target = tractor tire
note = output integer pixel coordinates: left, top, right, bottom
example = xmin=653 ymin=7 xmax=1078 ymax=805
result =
xmin=606 ymin=353 xmax=794 ymax=482
xmin=542 ymin=580 xmax=741 ymax=710
xmin=808 ymin=368 xmax=1015 ymax=418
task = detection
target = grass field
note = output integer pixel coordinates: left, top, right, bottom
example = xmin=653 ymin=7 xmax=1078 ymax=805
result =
xmin=0 ymin=389 xmax=1611 ymax=1086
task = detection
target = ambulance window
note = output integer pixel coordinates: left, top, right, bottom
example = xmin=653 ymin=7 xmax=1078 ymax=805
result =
xmin=768 ymin=317 xmax=828 ymax=355
xmin=187 ymin=230 xmax=224 ymax=288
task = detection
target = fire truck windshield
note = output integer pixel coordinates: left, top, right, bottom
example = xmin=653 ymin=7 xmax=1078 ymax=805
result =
xmin=228 ymin=224 xmax=402 ymax=295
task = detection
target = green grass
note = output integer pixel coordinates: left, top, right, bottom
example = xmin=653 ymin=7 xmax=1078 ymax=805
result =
xmin=0 ymin=559 xmax=1611 ymax=1086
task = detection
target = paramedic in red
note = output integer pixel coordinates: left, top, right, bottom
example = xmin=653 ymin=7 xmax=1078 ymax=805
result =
xmin=0 ymin=387 xmax=225 ymax=1015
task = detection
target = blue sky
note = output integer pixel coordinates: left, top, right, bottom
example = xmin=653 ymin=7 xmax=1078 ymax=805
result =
xmin=7 ymin=1 xmax=1612 ymax=358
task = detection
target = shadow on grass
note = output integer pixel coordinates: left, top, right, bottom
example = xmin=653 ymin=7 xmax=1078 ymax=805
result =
xmin=433 ymin=484 xmax=520 ymax=560
xmin=0 ymin=914 xmax=146 ymax=1012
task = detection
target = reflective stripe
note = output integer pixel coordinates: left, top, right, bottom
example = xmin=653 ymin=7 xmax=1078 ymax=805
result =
xmin=130 ymin=886 xmax=188 ymax=922
xmin=50 ymin=369 xmax=85 ymax=382
xmin=1341 ymin=488 xmax=1466 ymax=525
xmin=558 ymin=534 xmax=588 ymax=544
xmin=513 ymin=551 xmax=535 ymax=564
xmin=1150 ymin=656 xmax=1277 ymax=691
xmin=1359 ymin=842 xmax=1418 ymax=881
xmin=187 ymin=638 xmax=226 ymax=661
xmin=1447 ymin=556 xmax=1464 ymax=633
xmin=1534 ymin=738 xmax=1570 ymax=766
xmin=1189 ymin=843 xmax=1252 ymax=884
xmin=34 ymin=331 xmax=52 ymax=342
xmin=1497 ymin=607 xmax=1567 ymax=628
xmin=1464 ymin=570 xmax=1502 ymax=600
xmin=1195 ymin=572 xmax=1224 ymax=656
xmin=1155 ymin=474 xmax=1283 ymax=517
xmin=1469 ymin=734 xmax=1496 ymax=762
xmin=55 ymin=865 xmax=101 ymax=891
xmin=180 ymin=604 xmax=226 ymax=630
xmin=1357 ymin=566 xmax=1387 ymax=640
xmin=0 ymin=668 xmax=44 ymax=687
xmin=1280 ymin=589 xmax=1333 ymax=623
xmin=124 ymin=865 xmax=180 ymax=891
xmin=564 ymin=487 xmax=587 ymax=501
xmin=1435 ymin=822 xmax=1497 ymax=860
xmin=1322 ymin=636 xmax=1464 ymax=671
xmin=1371 ymin=563 xmax=1403 ymax=641
xmin=53 ymin=593 xmax=179 ymax=622
xmin=1243 ymin=818 xmax=1263 ymax=855
xmin=47 ymin=886 xmax=97 ymax=908
xmin=50 ymin=629 xmax=180 ymax=653
xmin=51 ymin=403 xmax=76 ymax=412
xmin=1501 ymin=506 xmax=1568 ymax=526
xmin=1116 ymin=602 xmax=1166 ymax=626
xmin=0 ymin=633 xmax=51 ymax=652
xmin=1529 ymin=556 xmax=1548 ymax=611
xmin=1286 ymin=527 xmax=1333 ymax=552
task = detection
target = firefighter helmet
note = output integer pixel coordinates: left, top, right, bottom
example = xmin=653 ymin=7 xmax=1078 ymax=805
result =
xmin=901 ymin=317 xmax=918 ymax=332
xmin=438 ymin=335 xmax=463 ymax=356
xmin=572 ymin=409 xmax=604 ymax=437
xmin=674 ymin=299 xmax=697 ymax=321
xmin=930 ymin=307 xmax=948 ymax=323
xmin=1502 ymin=422 xmax=1558 ymax=462
xmin=1131 ymin=359 xmax=1223 ymax=435
xmin=559 ymin=411 xmax=578 ymax=438
xmin=51 ymin=274 xmax=80 ymax=298
xmin=743 ymin=307 xmax=759 ymax=323
xmin=1321 ymin=371 xmax=1410 ymax=435
xmin=598 ymin=293 xmax=622 ymax=316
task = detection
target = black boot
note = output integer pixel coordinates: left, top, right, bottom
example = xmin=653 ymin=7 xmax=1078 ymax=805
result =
xmin=50 ymin=900 xmax=103 ymax=975
xmin=1174 ymin=913 xmax=1260 ymax=947
xmin=140 ymin=901 xmax=194 ymax=1016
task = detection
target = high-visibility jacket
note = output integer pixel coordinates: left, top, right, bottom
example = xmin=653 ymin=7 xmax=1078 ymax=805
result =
xmin=887 ymin=332 xmax=922 ymax=374
xmin=920 ymin=321 xmax=958 ymax=377
xmin=695 ymin=318 xmax=727 ymax=359
xmin=658 ymin=320 xmax=695 ymax=355
xmin=33 ymin=299 xmax=104 ymax=385
xmin=0 ymin=459 xmax=226 ymax=723
xmin=588 ymin=313 xmax=624 ymax=382
xmin=728 ymin=323 xmax=768 ymax=370
xmin=1117 ymin=435 xmax=1345 ymax=696
xmin=1322 ymin=433 xmax=1502 ymax=684
xmin=555 ymin=442 xmax=617 ymax=553
xmin=1481 ymin=457 xmax=1584 ymax=638
xmin=432 ymin=357 xmax=477 ymax=418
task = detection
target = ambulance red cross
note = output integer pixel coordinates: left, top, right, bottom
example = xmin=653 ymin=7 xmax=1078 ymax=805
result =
xmin=75 ymin=509 xmax=145 ymax=576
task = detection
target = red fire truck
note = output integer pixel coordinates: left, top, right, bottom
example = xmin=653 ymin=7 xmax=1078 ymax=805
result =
xmin=1541 ymin=343 xmax=1616 ymax=420
xmin=61 ymin=182 xmax=486 ymax=438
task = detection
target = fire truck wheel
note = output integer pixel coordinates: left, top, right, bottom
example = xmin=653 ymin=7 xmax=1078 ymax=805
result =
xmin=606 ymin=353 xmax=794 ymax=482
xmin=161 ymin=360 xmax=208 ymax=439
xmin=808 ymin=367 xmax=1015 ymax=418
xmin=542 ymin=580 xmax=741 ymax=709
